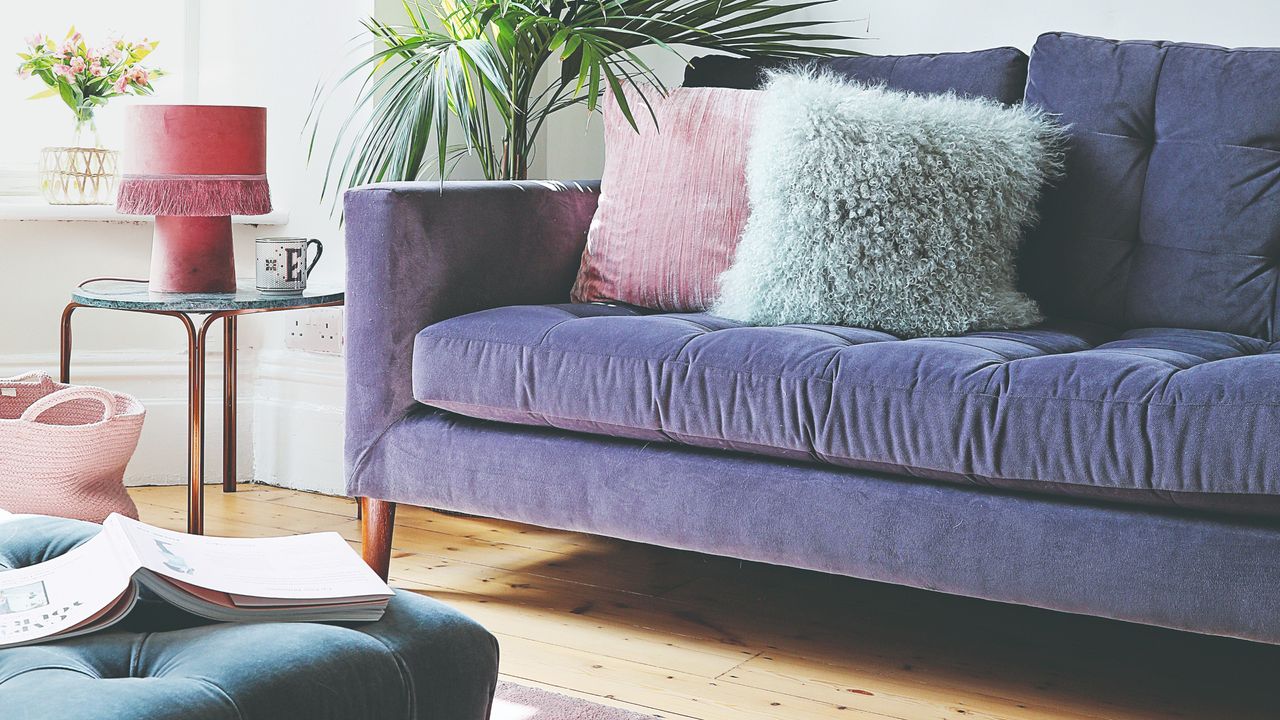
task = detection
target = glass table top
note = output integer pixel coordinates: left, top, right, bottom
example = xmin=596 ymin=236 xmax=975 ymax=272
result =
xmin=71 ymin=278 xmax=344 ymax=312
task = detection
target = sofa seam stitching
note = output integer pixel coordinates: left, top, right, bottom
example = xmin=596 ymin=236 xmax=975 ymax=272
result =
xmin=1053 ymin=31 xmax=1280 ymax=56
xmin=1084 ymin=131 xmax=1280 ymax=156
xmin=417 ymin=402 xmax=1260 ymax=498
xmin=0 ymin=665 xmax=99 ymax=685
xmin=362 ymin=626 xmax=418 ymax=718
xmin=419 ymin=335 xmax=1280 ymax=407
xmin=348 ymin=409 xmax=417 ymax=496
xmin=1272 ymin=258 xmax=1280 ymax=343
xmin=424 ymin=399 xmax=872 ymax=461
xmin=130 ymin=632 xmax=145 ymax=681
xmin=1070 ymin=233 xmax=1274 ymax=264
xmin=1120 ymin=45 xmax=1170 ymax=331
xmin=188 ymin=676 xmax=246 ymax=720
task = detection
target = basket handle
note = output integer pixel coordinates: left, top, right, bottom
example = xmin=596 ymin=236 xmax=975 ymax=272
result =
xmin=2 ymin=371 xmax=53 ymax=384
xmin=20 ymin=386 xmax=117 ymax=424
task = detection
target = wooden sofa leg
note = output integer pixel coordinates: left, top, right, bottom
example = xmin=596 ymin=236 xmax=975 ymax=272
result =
xmin=360 ymin=498 xmax=397 ymax=581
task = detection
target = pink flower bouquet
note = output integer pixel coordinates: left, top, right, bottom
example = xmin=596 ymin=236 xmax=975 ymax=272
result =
xmin=16 ymin=28 xmax=163 ymax=141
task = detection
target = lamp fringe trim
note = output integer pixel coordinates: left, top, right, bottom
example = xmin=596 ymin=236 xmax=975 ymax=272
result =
xmin=116 ymin=174 xmax=271 ymax=216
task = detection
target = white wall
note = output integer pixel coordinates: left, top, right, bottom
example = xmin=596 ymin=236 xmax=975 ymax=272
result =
xmin=544 ymin=0 xmax=1280 ymax=179
xmin=199 ymin=0 xmax=373 ymax=494
xmin=0 ymin=0 xmax=372 ymax=495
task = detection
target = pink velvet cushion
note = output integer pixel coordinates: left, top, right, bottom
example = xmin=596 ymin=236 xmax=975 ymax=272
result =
xmin=570 ymin=86 xmax=757 ymax=311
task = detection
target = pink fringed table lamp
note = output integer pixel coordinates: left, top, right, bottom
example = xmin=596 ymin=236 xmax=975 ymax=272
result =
xmin=116 ymin=105 xmax=271 ymax=293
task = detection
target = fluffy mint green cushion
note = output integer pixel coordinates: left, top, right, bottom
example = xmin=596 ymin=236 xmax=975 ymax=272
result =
xmin=712 ymin=72 xmax=1064 ymax=337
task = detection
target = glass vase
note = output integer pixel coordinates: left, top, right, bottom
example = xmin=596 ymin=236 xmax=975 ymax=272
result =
xmin=39 ymin=114 xmax=119 ymax=205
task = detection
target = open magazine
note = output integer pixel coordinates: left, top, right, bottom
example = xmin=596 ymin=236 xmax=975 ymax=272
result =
xmin=0 ymin=514 xmax=394 ymax=649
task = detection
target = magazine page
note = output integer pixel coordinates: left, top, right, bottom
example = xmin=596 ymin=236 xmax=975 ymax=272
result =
xmin=104 ymin=514 xmax=392 ymax=601
xmin=0 ymin=530 xmax=138 ymax=648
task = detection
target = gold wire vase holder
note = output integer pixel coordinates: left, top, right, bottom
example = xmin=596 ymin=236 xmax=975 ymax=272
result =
xmin=39 ymin=145 xmax=119 ymax=205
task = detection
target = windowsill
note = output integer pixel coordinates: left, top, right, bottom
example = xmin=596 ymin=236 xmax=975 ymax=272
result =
xmin=0 ymin=198 xmax=290 ymax=225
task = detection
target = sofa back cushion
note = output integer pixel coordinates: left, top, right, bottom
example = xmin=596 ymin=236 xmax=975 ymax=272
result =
xmin=684 ymin=48 xmax=1030 ymax=104
xmin=1022 ymin=32 xmax=1280 ymax=341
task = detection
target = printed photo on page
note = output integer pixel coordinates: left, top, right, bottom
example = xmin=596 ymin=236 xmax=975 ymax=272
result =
xmin=0 ymin=532 xmax=136 ymax=647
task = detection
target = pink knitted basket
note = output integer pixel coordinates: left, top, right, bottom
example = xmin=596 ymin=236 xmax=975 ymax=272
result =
xmin=0 ymin=372 xmax=144 ymax=523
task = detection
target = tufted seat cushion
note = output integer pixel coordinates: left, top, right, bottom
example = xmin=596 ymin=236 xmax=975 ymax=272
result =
xmin=0 ymin=515 xmax=498 ymax=720
xmin=414 ymin=303 xmax=1280 ymax=516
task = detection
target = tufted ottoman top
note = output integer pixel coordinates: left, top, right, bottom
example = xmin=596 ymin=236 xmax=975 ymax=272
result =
xmin=0 ymin=514 xmax=498 ymax=720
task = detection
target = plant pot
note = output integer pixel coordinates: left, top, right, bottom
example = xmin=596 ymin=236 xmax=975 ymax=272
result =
xmin=39 ymin=146 xmax=119 ymax=205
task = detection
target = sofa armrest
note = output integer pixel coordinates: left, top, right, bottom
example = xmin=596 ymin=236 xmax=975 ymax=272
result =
xmin=343 ymin=180 xmax=600 ymax=494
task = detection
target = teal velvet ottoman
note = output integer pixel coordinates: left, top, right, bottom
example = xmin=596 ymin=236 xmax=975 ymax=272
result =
xmin=0 ymin=516 xmax=498 ymax=720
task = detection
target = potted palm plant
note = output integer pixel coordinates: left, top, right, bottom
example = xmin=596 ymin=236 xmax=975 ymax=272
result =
xmin=311 ymin=0 xmax=854 ymax=202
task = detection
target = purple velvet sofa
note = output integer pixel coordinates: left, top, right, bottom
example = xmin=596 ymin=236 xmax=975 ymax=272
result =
xmin=345 ymin=33 xmax=1280 ymax=644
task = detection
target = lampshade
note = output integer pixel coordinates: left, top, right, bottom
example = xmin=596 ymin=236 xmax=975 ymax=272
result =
xmin=115 ymin=105 xmax=270 ymax=294
xmin=117 ymin=105 xmax=271 ymax=216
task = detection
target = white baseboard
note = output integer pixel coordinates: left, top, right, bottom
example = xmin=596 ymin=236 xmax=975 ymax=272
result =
xmin=0 ymin=351 xmax=253 ymax=487
xmin=251 ymin=349 xmax=346 ymax=495
xmin=1 ymin=348 xmax=347 ymax=493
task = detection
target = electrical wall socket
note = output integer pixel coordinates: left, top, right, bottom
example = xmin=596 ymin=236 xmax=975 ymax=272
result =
xmin=285 ymin=308 xmax=345 ymax=355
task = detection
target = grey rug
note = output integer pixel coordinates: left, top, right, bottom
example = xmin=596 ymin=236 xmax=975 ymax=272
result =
xmin=493 ymin=681 xmax=662 ymax=719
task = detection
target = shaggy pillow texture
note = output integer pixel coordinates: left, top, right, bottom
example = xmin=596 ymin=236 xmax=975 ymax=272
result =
xmin=713 ymin=72 xmax=1063 ymax=337
xmin=571 ymin=85 xmax=757 ymax=311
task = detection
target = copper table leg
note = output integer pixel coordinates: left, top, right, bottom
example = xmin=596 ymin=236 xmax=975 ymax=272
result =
xmin=223 ymin=315 xmax=238 ymax=493
xmin=179 ymin=313 xmax=203 ymax=535
xmin=58 ymin=303 xmax=79 ymax=383
xmin=190 ymin=313 xmax=233 ymax=535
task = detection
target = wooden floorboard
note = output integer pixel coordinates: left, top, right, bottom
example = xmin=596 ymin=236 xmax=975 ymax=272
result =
xmin=133 ymin=484 xmax=1280 ymax=720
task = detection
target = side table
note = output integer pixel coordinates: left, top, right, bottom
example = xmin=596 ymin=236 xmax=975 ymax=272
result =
xmin=60 ymin=278 xmax=344 ymax=534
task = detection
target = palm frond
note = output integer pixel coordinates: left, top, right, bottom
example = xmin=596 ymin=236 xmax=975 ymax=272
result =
xmin=309 ymin=0 xmax=860 ymax=203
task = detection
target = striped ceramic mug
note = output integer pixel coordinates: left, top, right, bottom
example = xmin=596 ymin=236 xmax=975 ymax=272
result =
xmin=256 ymin=237 xmax=323 ymax=295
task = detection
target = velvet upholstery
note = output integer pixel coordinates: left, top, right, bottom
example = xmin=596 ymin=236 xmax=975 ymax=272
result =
xmin=414 ymin=304 xmax=1280 ymax=516
xmin=0 ymin=515 xmax=499 ymax=720
xmin=345 ymin=36 xmax=1280 ymax=645
xmin=360 ymin=406 xmax=1280 ymax=645
xmin=1023 ymin=32 xmax=1280 ymax=341
xmin=683 ymin=47 xmax=1030 ymax=105
xmin=344 ymin=180 xmax=600 ymax=490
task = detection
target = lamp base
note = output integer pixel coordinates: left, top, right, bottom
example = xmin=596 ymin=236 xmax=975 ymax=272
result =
xmin=149 ymin=215 xmax=237 ymax=293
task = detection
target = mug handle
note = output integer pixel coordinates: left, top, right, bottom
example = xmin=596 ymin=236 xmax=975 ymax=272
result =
xmin=305 ymin=239 xmax=323 ymax=277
